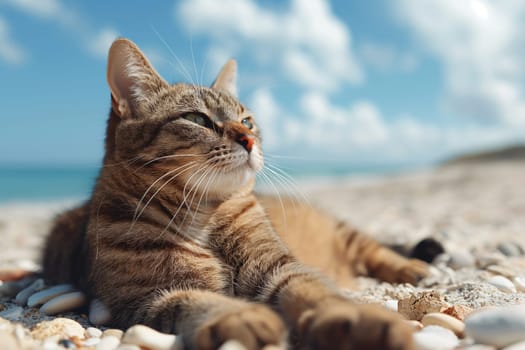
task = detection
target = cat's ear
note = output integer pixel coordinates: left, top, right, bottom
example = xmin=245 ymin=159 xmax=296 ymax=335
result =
xmin=211 ymin=59 xmax=237 ymax=97
xmin=107 ymin=38 xmax=167 ymax=118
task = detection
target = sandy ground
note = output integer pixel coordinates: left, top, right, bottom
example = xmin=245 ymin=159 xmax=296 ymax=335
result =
xmin=1 ymin=162 xmax=525 ymax=347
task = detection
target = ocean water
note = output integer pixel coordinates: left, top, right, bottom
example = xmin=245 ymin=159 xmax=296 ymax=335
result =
xmin=0 ymin=162 xmax=420 ymax=203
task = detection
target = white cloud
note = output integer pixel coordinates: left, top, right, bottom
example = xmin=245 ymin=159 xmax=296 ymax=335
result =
xmin=3 ymin=0 xmax=118 ymax=60
xmin=177 ymin=0 xmax=363 ymax=92
xmin=249 ymin=88 xmax=280 ymax=149
xmin=395 ymin=0 xmax=525 ymax=126
xmin=0 ymin=17 xmax=26 ymax=64
xmin=360 ymin=42 xmax=418 ymax=73
xmin=88 ymin=28 xmax=118 ymax=58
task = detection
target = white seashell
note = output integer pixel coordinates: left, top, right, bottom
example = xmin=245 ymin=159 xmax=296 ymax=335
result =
xmin=513 ymin=277 xmax=525 ymax=292
xmin=465 ymin=304 xmax=525 ymax=347
xmin=384 ymin=299 xmax=398 ymax=312
xmin=115 ymin=345 xmax=142 ymax=350
xmin=103 ymin=329 xmax=124 ymax=339
xmin=413 ymin=325 xmax=458 ymax=350
xmin=487 ymin=276 xmax=517 ymax=293
xmin=39 ymin=291 xmax=87 ymax=315
xmin=27 ymin=284 xmax=76 ymax=307
xmin=96 ymin=335 xmax=121 ymax=350
xmin=421 ymin=312 xmax=465 ymax=336
xmin=503 ymin=340 xmax=525 ymax=350
xmin=122 ymin=325 xmax=177 ymax=350
xmin=89 ymin=298 xmax=112 ymax=326
xmin=15 ymin=278 xmax=44 ymax=305
xmin=218 ymin=340 xmax=248 ymax=350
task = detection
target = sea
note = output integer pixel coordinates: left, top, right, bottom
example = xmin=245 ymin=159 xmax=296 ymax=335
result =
xmin=0 ymin=161 xmax=424 ymax=204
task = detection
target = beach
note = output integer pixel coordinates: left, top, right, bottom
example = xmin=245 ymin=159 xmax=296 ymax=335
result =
xmin=1 ymin=161 xmax=525 ymax=349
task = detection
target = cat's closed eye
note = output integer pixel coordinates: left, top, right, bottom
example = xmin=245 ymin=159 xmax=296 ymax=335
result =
xmin=182 ymin=112 xmax=214 ymax=129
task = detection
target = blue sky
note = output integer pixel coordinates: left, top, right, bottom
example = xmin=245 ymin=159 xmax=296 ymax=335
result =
xmin=1 ymin=0 xmax=524 ymax=167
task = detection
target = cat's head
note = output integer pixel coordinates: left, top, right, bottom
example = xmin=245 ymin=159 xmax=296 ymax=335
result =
xmin=105 ymin=38 xmax=263 ymax=199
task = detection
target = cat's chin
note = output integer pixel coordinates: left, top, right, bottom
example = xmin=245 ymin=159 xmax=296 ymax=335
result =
xmin=207 ymin=167 xmax=257 ymax=199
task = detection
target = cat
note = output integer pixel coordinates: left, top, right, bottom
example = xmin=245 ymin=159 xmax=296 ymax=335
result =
xmin=42 ymin=38 xmax=428 ymax=350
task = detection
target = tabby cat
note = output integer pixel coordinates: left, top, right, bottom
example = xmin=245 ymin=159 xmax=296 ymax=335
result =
xmin=42 ymin=38 xmax=428 ymax=350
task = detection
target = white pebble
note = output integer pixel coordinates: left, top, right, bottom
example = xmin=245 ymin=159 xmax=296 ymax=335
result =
xmin=40 ymin=291 xmax=87 ymax=315
xmin=96 ymin=335 xmax=121 ymax=350
xmin=513 ymin=277 xmax=525 ymax=292
xmin=15 ymin=278 xmax=44 ymax=305
xmin=449 ymin=249 xmax=476 ymax=269
xmin=218 ymin=340 xmax=248 ymax=350
xmin=413 ymin=325 xmax=458 ymax=350
xmin=87 ymin=327 xmax=103 ymax=338
xmin=84 ymin=337 xmax=101 ymax=347
xmin=465 ymin=304 xmax=525 ymax=347
xmin=487 ymin=276 xmax=517 ymax=293
xmin=421 ymin=312 xmax=465 ymax=336
xmin=27 ymin=284 xmax=76 ymax=307
xmin=122 ymin=325 xmax=177 ymax=350
xmin=89 ymin=299 xmax=112 ymax=326
xmin=503 ymin=340 xmax=525 ymax=350
xmin=384 ymin=299 xmax=398 ymax=312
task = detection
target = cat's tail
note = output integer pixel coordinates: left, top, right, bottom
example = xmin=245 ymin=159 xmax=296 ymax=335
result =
xmin=42 ymin=201 xmax=91 ymax=289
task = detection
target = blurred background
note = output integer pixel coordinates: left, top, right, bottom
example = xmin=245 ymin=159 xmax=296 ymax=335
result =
xmin=1 ymin=0 xmax=524 ymax=203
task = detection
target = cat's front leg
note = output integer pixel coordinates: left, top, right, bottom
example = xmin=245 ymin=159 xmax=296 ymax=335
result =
xmin=142 ymin=289 xmax=286 ymax=350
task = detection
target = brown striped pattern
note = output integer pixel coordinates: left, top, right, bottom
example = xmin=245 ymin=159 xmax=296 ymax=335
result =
xmin=41 ymin=38 xmax=427 ymax=350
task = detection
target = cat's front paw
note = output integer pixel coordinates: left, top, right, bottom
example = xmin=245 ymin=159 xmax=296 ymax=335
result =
xmin=194 ymin=304 xmax=286 ymax=350
xmin=298 ymin=299 xmax=414 ymax=350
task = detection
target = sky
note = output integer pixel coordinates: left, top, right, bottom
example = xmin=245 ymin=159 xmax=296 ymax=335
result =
xmin=1 ymin=0 xmax=525 ymax=168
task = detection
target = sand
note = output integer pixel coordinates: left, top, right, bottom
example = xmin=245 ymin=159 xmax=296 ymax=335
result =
xmin=1 ymin=162 xmax=525 ymax=348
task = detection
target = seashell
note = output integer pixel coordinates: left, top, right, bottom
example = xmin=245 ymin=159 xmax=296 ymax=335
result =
xmin=95 ymin=335 xmax=121 ymax=350
xmin=413 ymin=325 xmax=459 ymax=350
xmin=40 ymin=291 xmax=87 ymax=315
xmin=31 ymin=317 xmax=85 ymax=340
xmin=398 ymin=291 xmax=449 ymax=321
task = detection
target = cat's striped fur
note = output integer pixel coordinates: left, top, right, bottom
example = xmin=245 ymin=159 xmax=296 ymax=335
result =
xmin=42 ymin=38 xmax=428 ymax=350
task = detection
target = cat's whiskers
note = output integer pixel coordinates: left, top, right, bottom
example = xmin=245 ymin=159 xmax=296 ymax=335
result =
xmin=186 ymin=166 xmax=220 ymax=230
xmin=263 ymin=161 xmax=311 ymax=206
xmin=133 ymin=153 xmax=205 ymax=173
xmin=127 ymin=161 xmax=201 ymax=235
xmin=101 ymin=155 xmax=144 ymax=169
xmin=257 ymin=169 xmax=288 ymax=234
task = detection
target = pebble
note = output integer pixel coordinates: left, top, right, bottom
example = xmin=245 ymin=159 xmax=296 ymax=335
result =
xmin=0 ymin=276 xmax=36 ymax=298
xmin=0 ymin=305 xmax=24 ymax=321
xmin=40 ymin=291 xmax=87 ymax=315
xmin=413 ymin=325 xmax=459 ymax=350
xmin=464 ymin=304 xmax=525 ymax=347
xmin=398 ymin=291 xmax=449 ymax=320
xmin=421 ymin=312 xmax=465 ymax=336
xmin=121 ymin=324 xmax=177 ymax=350
xmin=27 ymin=284 xmax=76 ymax=307
xmin=487 ymin=276 xmax=517 ymax=293
xmin=384 ymin=299 xmax=398 ymax=312
xmin=513 ymin=277 xmax=525 ymax=292
xmin=87 ymin=326 xmax=103 ymax=338
xmin=84 ymin=337 xmax=101 ymax=347
xmin=31 ymin=318 xmax=85 ymax=340
xmin=497 ymin=242 xmax=524 ymax=257
xmin=449 ymin=249 xmax=476 ymax=269
xmin=477 ymin=253 xmax=506 ymax=268
xmin=15 ymin=278 xmax=45 ymax=305
xmin=103 ymin=329 xmax=124 ymax=339
xmin=96 ymin=335 xmax=121 ymax=350
xmin=410 ymin=238 xmax=445 ymax=263
xmin=218 ymin=340 xmax=248 ymax=350
xmin=89 ymin=298 xmax=112 ymax=326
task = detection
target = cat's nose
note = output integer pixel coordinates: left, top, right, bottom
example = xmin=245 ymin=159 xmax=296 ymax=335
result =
xmin=236 ymin=133 xmax=254 ymax=153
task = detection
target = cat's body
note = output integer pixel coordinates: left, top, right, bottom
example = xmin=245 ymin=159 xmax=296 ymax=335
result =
xmin=42 ymin=38 xmax=427 ymax=350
